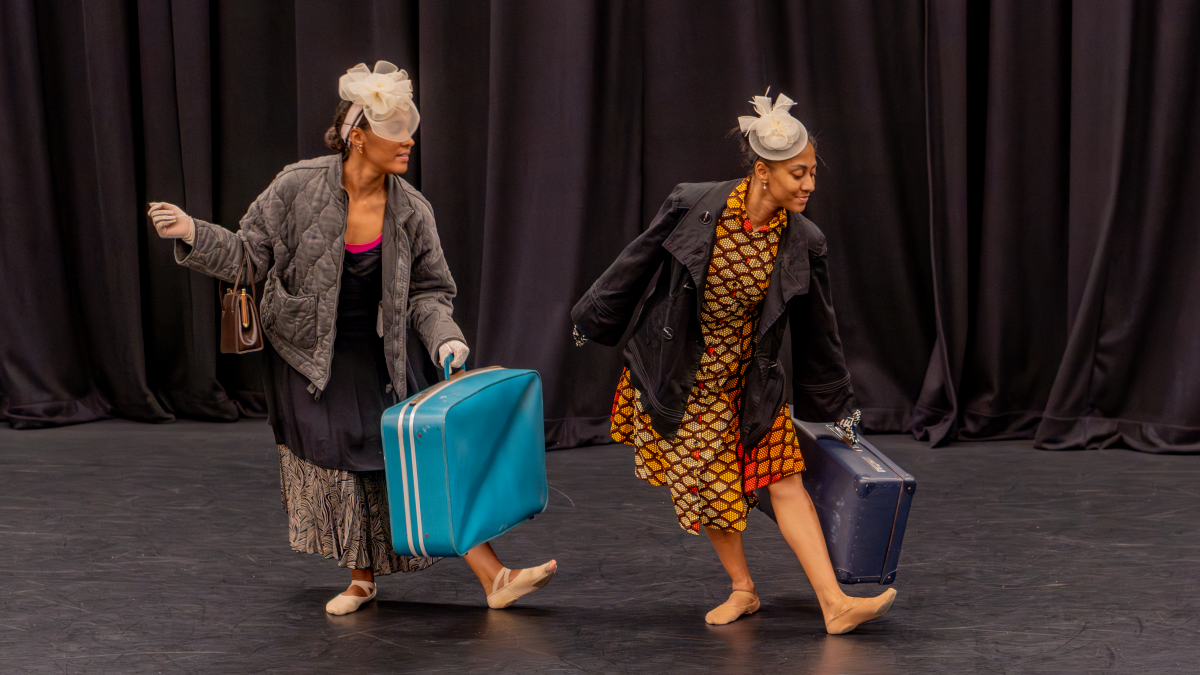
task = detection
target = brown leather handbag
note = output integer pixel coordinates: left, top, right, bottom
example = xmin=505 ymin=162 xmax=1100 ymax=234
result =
xmin=219 ymin=246 xmax=264 ymax=354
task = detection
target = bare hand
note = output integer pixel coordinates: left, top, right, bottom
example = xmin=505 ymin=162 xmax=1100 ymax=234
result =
xmin=147 ymin=202 xmax=195 ymax=241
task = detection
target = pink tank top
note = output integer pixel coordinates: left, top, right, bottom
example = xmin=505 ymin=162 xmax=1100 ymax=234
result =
xmin=345 ymin=233 xmax=383 ymax=253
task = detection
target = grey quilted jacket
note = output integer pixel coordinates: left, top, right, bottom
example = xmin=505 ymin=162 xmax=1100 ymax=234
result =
xmin=174 ymin=154 xmax=465 ymax=398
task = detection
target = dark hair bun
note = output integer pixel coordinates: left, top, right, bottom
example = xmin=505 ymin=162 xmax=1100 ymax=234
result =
xmin=325 ymin=125 xmax=346 ymax=154
xmin=325 ymin=100 xmax=363 ymax=156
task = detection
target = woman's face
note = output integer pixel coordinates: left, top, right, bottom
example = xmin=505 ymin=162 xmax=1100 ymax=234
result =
xmin=351 ymin=128 xmax=415 ymax=174
xmin=757 ymin=142 xmax=817 ymax=212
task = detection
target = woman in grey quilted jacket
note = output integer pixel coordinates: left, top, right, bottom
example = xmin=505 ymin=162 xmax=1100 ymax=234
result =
xmin=147 ymin=61 xmax=555 ymax=615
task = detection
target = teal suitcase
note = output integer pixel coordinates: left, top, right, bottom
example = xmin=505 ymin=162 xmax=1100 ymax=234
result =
xmin=380 ymin=362 xmax=549 ymax=558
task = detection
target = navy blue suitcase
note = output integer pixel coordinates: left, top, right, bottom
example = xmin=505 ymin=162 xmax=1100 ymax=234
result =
xmin=755 ymin=416 xmax=916 ymax=585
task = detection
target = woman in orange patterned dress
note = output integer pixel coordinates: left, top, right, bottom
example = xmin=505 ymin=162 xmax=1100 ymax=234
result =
xmin=572 ymin=92 xmax=896 ymax=632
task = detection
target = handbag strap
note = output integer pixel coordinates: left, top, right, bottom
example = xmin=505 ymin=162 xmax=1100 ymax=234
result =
xmin=241 ymin=243 xmax=258 ymax=303
xmin=218 ymin=241 xmax=258 ymax=302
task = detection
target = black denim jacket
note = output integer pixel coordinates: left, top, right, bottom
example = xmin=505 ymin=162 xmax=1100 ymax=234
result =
xmin=571 ymin=180 xmax=857 ymax=449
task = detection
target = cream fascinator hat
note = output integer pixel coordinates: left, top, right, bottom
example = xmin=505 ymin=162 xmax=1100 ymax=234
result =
xmin=738 ymin=89 xmax=808 ymax=161
xmin=338 ymin=61 xmax=420 ymax=143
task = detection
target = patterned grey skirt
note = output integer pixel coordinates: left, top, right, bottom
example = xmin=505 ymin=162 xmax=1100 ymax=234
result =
xmin=278 ymin=444 xmax=439 ymax=575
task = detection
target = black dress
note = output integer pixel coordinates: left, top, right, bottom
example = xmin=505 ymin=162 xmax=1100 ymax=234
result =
xmin=264 ymin=240 xmax=438 ymax=574
xmin=264 ymin=241 xmax=393 ymax=472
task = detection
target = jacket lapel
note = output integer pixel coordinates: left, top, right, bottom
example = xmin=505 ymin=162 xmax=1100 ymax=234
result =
xmin=387 ymin=176 xmax=416 ymax=226
xmin=662 ymin=181 xmax=740 ymax=305
xmin=758 ymin=211 xmax=812 ymax=335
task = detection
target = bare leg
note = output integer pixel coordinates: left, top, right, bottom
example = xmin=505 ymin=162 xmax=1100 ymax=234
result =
xmin=703 ymin=526 xmax=756 ymax=594
xmin=769 ymin=473 xmax=896 ymax=632
xmin=702 ymin=526 xmax=761 ymax=624
xmin=341 ymin=568 xmax=375 ymax=597
xmin=767 ymin=473 xmax=845 ymax=615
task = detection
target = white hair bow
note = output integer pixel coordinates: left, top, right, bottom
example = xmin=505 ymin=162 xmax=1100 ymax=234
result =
xmin=338 ymin=61 xmax=420 ymax=143
xmin=738 ymin=89 xmax=808 ymax=161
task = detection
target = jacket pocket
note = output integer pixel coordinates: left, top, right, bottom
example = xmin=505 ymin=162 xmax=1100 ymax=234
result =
xmin=262 ymin=278 xmax=318 ymax=349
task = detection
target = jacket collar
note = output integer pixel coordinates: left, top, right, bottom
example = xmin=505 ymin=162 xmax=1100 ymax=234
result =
xmin=663 ymin=180 xmax=738 ymax=290
xmin=662 ymin=180 xmax=812 ymax=330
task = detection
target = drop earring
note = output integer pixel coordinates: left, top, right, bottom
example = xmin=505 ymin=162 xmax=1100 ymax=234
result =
xmin=762 ymin=181 xmax=767 ymax=190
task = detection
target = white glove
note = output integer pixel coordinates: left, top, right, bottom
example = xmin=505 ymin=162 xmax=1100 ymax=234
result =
xmin=437 ymin=340 xmax=470 ymax=369
xmin=148 ymin=202 xmax=195 ymax=244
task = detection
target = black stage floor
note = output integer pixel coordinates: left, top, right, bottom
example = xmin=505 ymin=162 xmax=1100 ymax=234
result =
xmin=2 ymin=419 xmax=1199 ymax=674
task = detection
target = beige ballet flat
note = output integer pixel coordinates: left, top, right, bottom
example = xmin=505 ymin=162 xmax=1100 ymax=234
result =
xmin=325 ymin=580 xmax=377 ymax=615
xmin=705 ymin=590 xmax=761 ymax=625
xmin=824 ymin=588 xmax=897 ymax=634
xmin=487 ymin=561 xmax=557 ymax=609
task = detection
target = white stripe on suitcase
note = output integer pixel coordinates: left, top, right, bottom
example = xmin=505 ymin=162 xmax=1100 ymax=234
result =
xmin=393 ymin=367 xmax=504 ymax=558
xmin=397 ymin=405 xmax=417 ymax=557
xmin=405 ymin=400 xmax=428 ymax=557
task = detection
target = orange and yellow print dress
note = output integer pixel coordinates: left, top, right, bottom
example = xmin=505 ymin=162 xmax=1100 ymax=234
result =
xmin=611 ymin=178 xmax=803 ymax=534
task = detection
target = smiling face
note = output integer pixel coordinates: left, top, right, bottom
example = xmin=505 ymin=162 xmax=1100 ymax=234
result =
xmin=753 ymin=141 xmax=817 ymax=212
xmin=348 ymin=126 xmax=415 ymax=175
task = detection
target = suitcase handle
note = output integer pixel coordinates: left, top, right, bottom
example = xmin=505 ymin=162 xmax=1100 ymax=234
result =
xmin=443 ymin=354 xmax=465 ymax=380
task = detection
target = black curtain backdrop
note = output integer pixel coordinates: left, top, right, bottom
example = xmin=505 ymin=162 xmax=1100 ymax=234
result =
xmin=2 ymin=1 xmax=1198 ymax=452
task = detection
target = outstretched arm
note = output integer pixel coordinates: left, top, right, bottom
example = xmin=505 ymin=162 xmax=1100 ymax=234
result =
xmin=150 ymin=181 xmax=278 ymax=283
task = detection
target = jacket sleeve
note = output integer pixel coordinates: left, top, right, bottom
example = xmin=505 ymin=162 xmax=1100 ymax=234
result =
xmin=570 ymin=183 xmax=688 ymax=346
xmin=406 ymin=194 xmax=466 ymax=363
xmin=173 ymin=179 xmax=280 ymax=283
xmin=790 ymin=251 xmax=858 ymax=423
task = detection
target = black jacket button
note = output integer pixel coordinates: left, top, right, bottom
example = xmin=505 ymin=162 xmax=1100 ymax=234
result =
xmin=700 ymin=211 xmax=712 ymax=224
xmin=662 ymin=327 xmax=675 ymax=340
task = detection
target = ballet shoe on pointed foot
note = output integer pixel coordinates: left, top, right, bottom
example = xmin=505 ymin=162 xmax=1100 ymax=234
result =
xmin=325 ymin=580 xmax=377 ymax=615
xmin=705 ymin=590 xmax=761 ymax=625
xmin=824 ymin=588 xmax=897 ymax=634
xmin=487 ymin=561 xmax=557 ymax=609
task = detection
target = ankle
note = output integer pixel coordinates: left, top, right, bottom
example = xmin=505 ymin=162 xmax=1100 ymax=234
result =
xmin=341 ymin=578 xmax=375 ymax=598
xmin=732 ymin=580 xmax=756 ymax=595
xmin=819 ymin=591 xmax=847 ymax=616
xmin=484 ymin=567 xmax=516 ymax=593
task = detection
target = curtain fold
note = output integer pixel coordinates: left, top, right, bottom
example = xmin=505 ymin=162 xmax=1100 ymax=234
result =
xmin=0 ymin=0 xmax=172 ymax=429
xmin=3 ymin=0 xmax=1199 ymax=453
xmin=949 ymin=0 xmax=1072 ymax=442
xmin=469 ymin=1 xmax=645 ymax=448
xmin=137 ymin=0 xmax=243 ymax=421
xmin=913 ymin=0 xmax=970 ymax=446
xmin=1037 ymin=0 xmax=1200 ymax=452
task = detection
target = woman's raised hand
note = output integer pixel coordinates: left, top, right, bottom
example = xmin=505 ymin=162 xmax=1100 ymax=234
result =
xmin=147 ymin=202 xmax=195 ymax=243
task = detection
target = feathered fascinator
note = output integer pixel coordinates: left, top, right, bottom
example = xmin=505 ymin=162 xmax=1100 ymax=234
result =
xmin=738 ymin=89 xmax=808 ymax=161
xmin=338 ymin=61 xmax=420 ymax=142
